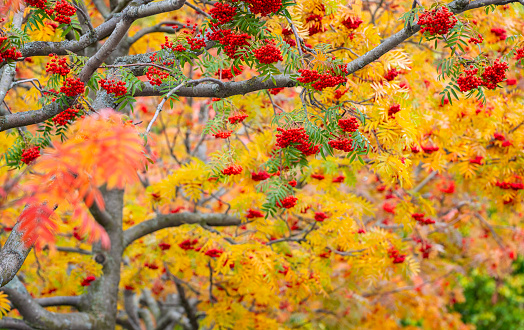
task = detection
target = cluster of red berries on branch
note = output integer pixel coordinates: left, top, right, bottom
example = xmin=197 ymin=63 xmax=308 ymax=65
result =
xmin=413 ymin=237 xmax=433 ymax=259
xmin=342 ymin=16 xmax=363 ymax=30
xmin=21 ymin=146 xmax=40 ymax=165
xmin=46 ymin=0 xmax=77 ymax=25
xmin=334 ymin=88 xmax=348 ymax=99
xmin=288 ymin=180 xmax=297 ymax=187
xmin=275 ymin=127 xmax=319 ymax=156
xmin=144 ymin=262 xmax=159 ymax=270
xmin=458 ymin=60 xmax=508 ymax=92
xmin=297 ymin=69 xmax=321 ymax=83
xmin=72 ymin=227 xmax=84 ymax=241
xmin=158 ymin=242 xmax=171 ymax=250
xmin=246 ymin=209 xmax=264 ymax=218
xmin=100 ymin=79 xmax=127 ymax=97
xmin=60 ymin=77 xmax=85 ymax=97
xmin=387 ymin=246 xmax=406 ymax=264
xmin=411 ymin=213 xmax=435 ymax=225
xmin=457 ymin=66 xmax=483 ymax=92
xmin=338 ymin=118 xmax=359 ymax=133
xmin=209 ymin=29 xmax=252 ymax=59
xmin=388 ymin=104 xmax=401 ymax=118
xmin=26 ymin=0 xmax=46 ymax=9
xmin=516 ymin=47 xmax=524 ymax=61
xmin=209 ymin=3 xmax=237 ymax=26
xmin=329 ymin=138 xmax=354 ymax=152
xmin=161 ymin=37 xmax=186 ymax=52
xmin=417 ymin=6 xmax=457 ymax=36
xmin=311 ymin=173 xmax=325 ymax=180
xmin=297 ymin=69 xmax=346 ymax=91
xmin=421 ymin=144 xmax=439 ymax=154
xmin=45 ymin=54 xmax=70 ymax=76
xmin=254 ymin=42 xmax=283 ymax=64
xmin=213 ymin=130 xmax=232 ymax=139
xmin=228 ymin=113 xmax=248 ymax=124
xmin=216 ymin=65 xmax=243 ymax=80
xmin=491 ymin=27 xmax=507 ymax=41
xmin=0 ymin=37 xmax=21 ymax=63
xmin=179 ymin=239 xmax=199 ymax=250
xmin=305 ymin=14 xmax=324 ymax=36
xmin=146 ymin=66 xmax=169 ymax=86
xmin=204 ymin=248 xmax=223 ymax=258
xmin=81 ymin=276 xmax=96 ymax=287
xmin=314 ymin=212 xmax=329 ymax=222
xmin=468 ymin=34 xmax=483 ymax=44
xmin=244 ymin=0 xmax=282 ymax=16
xmin=469 ymin=155 xmax=483 ymax=165
xmin=495 ymin=181 xmax=524 ymax=190
xmin=251 ymin=170 xmax=270 ymax=181
xmin=270 ymin=87 xmax=285 ymax=95
xmin=277 ymin=196 xmax=298 ymax=209
xmin=222 ymin=164 xmax=243 ymax=175
xmin=383 ymin=67 xmax=400 ymax=81
xmin=52 ymin=107 xmax=79 ymax=126
xmin=332 ymin=175 xmax=345 ymax=183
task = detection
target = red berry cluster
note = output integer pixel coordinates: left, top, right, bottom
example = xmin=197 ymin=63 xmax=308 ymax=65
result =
xmin=495 ymin=181 xmax=524 ymax=190
xmin=45 ymin=54 xmax=70 ymax=76
xmin=311 ymin=173 xmax=324 ymax=180
xmin=216 ymin=65 xmax=243 ymax=80
xmin=413 ymin=237 xmax=433 ymax=259
xmin=387 ymin=246 xmax=406 ymax=264
xmin=457 ymin=66 xmax=483 ymax=92
xmin=342 ymin=16 xmax=363 ymax=30
xmin=411 ymin=213 xmax=435 ymax=225
xmin=26 ymin=0 xmax=46 ymax=9
xmin=100 ymin=79 xmax=127 ymax=97
xmin=338 ymin=118 xmax=359 ymax=133
xmin=244 ymin=0 xmax=282 ymax=16
xmin=213 ymin=130 xmax=232 ymax=139
xmin=158 ymin=242 xmax=171 ymax=250
xmin=277 ymin=196 xmax=298 ymax=209
xmin=388 ymin=104 xmax=401 ymax=117
xmin=222 ymin=164 xmax=243 ymax=175
xmin=468 ymin=33 xmax=483 ymax=44
xmin=314 ymin=212 xmax=329 ymax=222
xmin=60 ymin=77 xmax=84 ymax=97
xmin=179 ymin=239 xmax=199 ymax=250
xmin=254 ymin=42 xmax=283 ymax=64
xmin=421 ymin=144 xmax=439 ymax=154
xmin=493 ymin=132 xmax=505 ymax=141
xmin=275 ymin=127 xmax=319 ymax=156
xmin=228 ymin=113 xmax=248 ymax=124
xmin=311 ymin=74 xmax=346 ymax=91
xmin=270 ymin=87 xmax=285 ymax=95
xmin=288 ymin=180 xmax=297 ymax=187
xmin=491 ymin=27 xmax=507 ymax=41
xmin=73 ymin=226 xmax=83 ymax=241
xmin=146 ymin=66 xmax=169 ymax=86
xmin=52 ymin=107 xmax=78 ymax=126
xmin=481 ymin=59 xmax=508 ymax=90
xmin=209 ymin=29 xmax=251 ymax=59
xmin=246 ymin=209 xmax=264 ymax=218
xmin=383 ymin=67 xmax=400 ymax=81
xmin=47 ymin=0 xmax=76 ymax=24
xmin=251 ymin=170 xmax=270 ymax=181
xmin=329 ymin=138 xmax=354 ymax=152
xmin=186 ymin=36 xmax=206 ymax=50
xmin=0 ymin=37 xmax=21 ymax=63
xmin=209 ymin=3 xmax=237 ymax=26
xmin=81 ymin=276 xmax=96 ymax=287
xmin=161 ymin=37 xmax=187 ymax=52
xmin=21 ymin=146 xmax=40 ymax=164
xmin=297 ymin=69 xmax=321 ymax=83
xmin=306 ymin=14 xmax=323 ymax=36
xmin=417 ymin=7 xmax=457 ymax=36
xmin=204 ymin=248 xmax=223 ymax=258
xmin=469 ymin=155 xmax=483 ymax=165
xmin=332 ymin=175 xmax=345 ymax=183
xmin=334 ymin=89 xmax=348 ymax=99
xmin=516 ymin=47 xmax=524 ymax=61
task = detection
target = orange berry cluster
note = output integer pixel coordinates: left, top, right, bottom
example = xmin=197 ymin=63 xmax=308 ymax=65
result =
xmin=275 ymin=127 xmax=319 ymax=156
xmin=222 ymin=164 xmax=243 ymax=175
xmin=208 ymin=29 xmax=252 ymax=59
xmin=495 ymin=181 xmax=524 ymax=190
xmin=213 ymin=130 xmax=232 ymax=139
xmin=411 ymin=213 xmax=435 ymax=225
xmin=417 ymin=7 xmax=457 ymax=36
xmin=328 ymin=138 xmax=354 ymax=152
xmin=228 ymin=113 xmax=248 ymax=124
xmin=52 ymin=107 xmax=78 ymax=126
xmin=457 ymin=66 xmax=483 ymax=92
xmin=60 ymin=77 xmax=84 ymax=97
xmin=297 ymin=69 xmax=321 ymax=83
xmin=469 ymin=155 xmax=483 ymax=165
xmin=209 ymin=3 xmax=237 ymax=26
xmin=0 ymin=37 xmax=21 ymax=63
xmin=244 ymin=0 xmax=282 ymax=16
xmin=254 ymin=42 xmax=283 ymax=64
xmin=100 ymin=79 xmax=127 ymax=97
xmin=216 ymin=65 xmax=243 ymax=80
xmin=277 ymin=195 xmax=298 ymax=209
xmin=516 ymin=47 xmax=524 ymax=61
xmin=21 ymin=146 xmax=40 ymax=165
xmin=45 ymin=54 xmax=70 ymax=76
xmin=26 ymin=0 xmax=46 ymax=9
xmin=481 ymin=59 xmax=508 ymax=90
xmin=421 ymin=144 xmax=439 ymax=153
xmin=338 ymin=118 xmax=359 ymax=133
xmin=46 ymin=0 xmax=76 ymax=25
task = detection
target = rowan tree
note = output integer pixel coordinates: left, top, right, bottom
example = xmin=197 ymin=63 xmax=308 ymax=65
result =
xmin=0 ymin=0 xmax=523 ymax=328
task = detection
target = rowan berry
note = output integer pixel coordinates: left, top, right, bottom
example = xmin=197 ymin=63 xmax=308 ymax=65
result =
xmin=332 ymin=175 xmax=345 ymax=183
xmin=469 ymin=156 xmax=483 ymax=165
xmin=383 ymin=67 xmax=400 ymax=81
xmin=216 ymin=65 xmax=243 ymax=80
xmin=146 ymin=66 xmax=169 ymax=86
xmin=342 ymin=16 xmax=362 ymax=30
xmin=457 ymin=66 xmax=483 ymax=92
xmin=228 ymin=113 xmax=248 ymax=124
xmin=205 ymin=248 xmax=223 ymax=258
xmin=21 ymin=146 xmax=40 ymax=164
xmin=222 ymin=164 xmax=243 ymax=175
xmin=418 ymin=7 xmax=457 ymax=36
xmin=491 ymin=27 xmax=507 ymax=41
xmin=388 ymin=104 xmax=401 ymax=117
xmin=209 ymin=3 xmax=237 ymax=26
xmin=45 ymin=54 xmax=70 ymax=76
xmin=213 ymin=130 xmax=233 ymax=139
xmin=275 ymin=127 xmax=319 ymax=156
xmin=251 ymin=170 xmax=270 ymax=181
xmin=158 ymin=242 xmax=171 ymax=250
xmin=481 ymin=59 xmax=508 ymax=90
xmin=60 ymin=77 xmax=84 ymax=96
xmin=277 ymin=196 xmax=297 ymax=209
xmin=468 ymin=33 xmax=483 ymax=44
xmin=209 ymin=29 xmax=251 ymax=59
xmin=338 ymin=117 xmax=359 ymax=133
xmin=244 ymin=0 xmax=282 ymax=16
xmin=421 ymin=144 xmax=439 ymax=154
xmin=81 ymin=276 xmax=96 ymax=286
xmin=179 ymin=239 xmax=198 ymax=250
xmin=246 ymin=209 xmax=264 ymax=218
xmin=270 ymin=87 xmax=285 ymax=95
xmin=0 ymin=37 xmax=21 ymax=63
xmin=314 ymin=212 xmax=328 ymax=222
xmin=515 ymin=47 xmax=524 ymax=61
xmin=26 ymin=0 xmax=47 ymax=9
xmin=328 ymin=138 xmax=354 ymax=152
xmin=53 ymin=0 xmax=76 ymax=24
xmin=288 ymin=180 xmax=297 ymax=187
xmin=297 ymin=69 xmax=321 ymax=83
xmin=253 ymin=42 xmax=283 ymax=64
xmin=100 ymin=79 xmax=127 ymax=97
xmin=419 ymin=241 xmax=432 ymax=258
xmin=311 ymin=74 xmax=346 ymax=91
xmin=52 ymin=107 xmax=79 ymax=126
xmin=387 ymin=246 xmax=406 ymax=264
xmin=311 ymin=173 xmax=325 ymax=180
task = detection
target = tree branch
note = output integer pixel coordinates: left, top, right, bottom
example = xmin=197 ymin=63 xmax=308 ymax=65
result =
xmin=0 ymin=222 xmax=33 ymax=287
xmin=0 ymin=317 xmax=33 ymax=330
xmin=123 ymin=212 xmax=241 ymax=248
xmin=35 ymin=295 xmax=83 ymax=308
